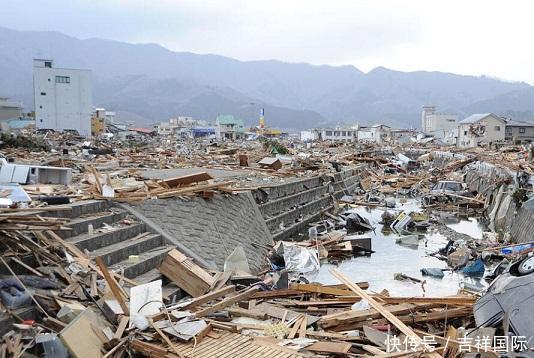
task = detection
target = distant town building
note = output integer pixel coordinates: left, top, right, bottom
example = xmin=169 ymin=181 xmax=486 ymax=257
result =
xmin=421 ymin=105 xmax=458 ymax=139
xmin=215 ymin=114 xmax=245 ymax=140
xmin=505 ymin=119 xmax=534 ymax=143
xmin=300 ymin=130 xmax=318 ymax=142
xmin=457 ymin=113 xmax=505 ymax=148
xmin=94 ymin=107 xmax=116 ymax=125
xmin=0 ymin=97 xmax=23 ymax=131
xmin=357 ymin=124 xmax=391 ymax=144
xmin=33 ymin=59 xmax=92 ymax=136
xmin=154 ymin=116 xmax=208 ymax=136
xmin=91 ymin=108 xmax=107 ymax=136
xmin=390 ymin=129 xmax=418 ymax=144
xmin=315 ymin=127 xmax=356 ymax=142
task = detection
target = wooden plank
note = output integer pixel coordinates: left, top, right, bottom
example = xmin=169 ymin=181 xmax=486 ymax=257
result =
xmin=158 ymin=172 xmax=213 ymax=187
xmin=130 ymin=339 xmax=167 ymax=357
xmin=10 ymin=257 xmax=43 ymax=277
xmin=294 ymin=283 xmax=353 ymax=296
xmin=330 ymin=268 xmax=441 ymax=357
xmin=149 ymin=318 xmax=184 ymax=358
xmin=195 ymin=286 xmax=260 ymax=317
xmin=306 ymin=341 xmax=352 ymax=354
xmin=380 ymin=295 xmax=476 ymax=306
xmin=184 ymin=285 xmax=236 ymax=310
xmin=257 ymin=302 xmax=321 ymax=325
xmin=298 ymin=316 xmax=307 ymax=338
xmin=227 ymin=307 xmax=267 ymax=320
xmin=112 ymin=316 xmax=129 ymax=341
xmin=95 ymin=256 xmax=129 ymax=316
xmin=320 ymin=303 xmax=429 ymax=328
xmin=157 ymin=181 xmax=235 ymax=198
xmin=287 ymin=316 xmax=303 ymax=339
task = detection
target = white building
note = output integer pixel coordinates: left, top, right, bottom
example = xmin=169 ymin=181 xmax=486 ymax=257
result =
xmin=457 ymin=113 xmax=506 ymax=148
xmin=0 ymin=97 xmax=23 ymax=131
xmin=300 ymin=130 xmax=318 ymax=142
xmin=357 ymin=124 xmax=391 ymax=144
xmin=316 ymin=127 xmax=356 ymax=142
xmin=421 ymin=105 xmax=458 ymax=139
xmin=33 ymin=59 xmax=92 ymax=136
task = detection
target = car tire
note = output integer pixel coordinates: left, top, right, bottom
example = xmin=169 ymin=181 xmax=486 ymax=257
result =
xmin=517 ymin=256 xmax=534 ymax=276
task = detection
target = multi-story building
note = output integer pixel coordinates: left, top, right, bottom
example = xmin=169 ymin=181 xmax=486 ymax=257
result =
xmin=316 ymin=127 xmax=356 ymax=142
xmin=215 ymin=114 xmax=245 ymax=140
xmin=357 ymin=124 xmax=391 ymax=144
xmin=0 ymin=97 xmax=23 ymax=131
xmin=505 ymin=119 xmax=534 ymax=143
xmin=33 ymin=59 xmax=92 ymax=136
xmin=457 ymin=113 xmax=506 ymax=148
xmin=421 ymin=105 xmax=458 ymax=139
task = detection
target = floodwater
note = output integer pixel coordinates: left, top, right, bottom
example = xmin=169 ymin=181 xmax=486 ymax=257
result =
xmin=314 ymin=199 xmax=487 ymax=296
xmin=445 ymin=216 xmax=487 ymax=240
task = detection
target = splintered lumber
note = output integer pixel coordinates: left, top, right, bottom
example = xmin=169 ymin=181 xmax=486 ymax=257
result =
xmin=320 ymin=303 xmax=435 ymax=329
xmin=380 ymin=295 xmax=476 ymax=306
xmin=158 ymin=249 xmax=216 ymax=297
xmin=156 ymin=181 xmax=235 ymax=198
xmin=330 ymin=268 xmax=441 ymax=357
xmin=130 ymin=339 xmax=167 ymax=358
xmin=287 ymin=315 xmax=303 ymax=339
xmin=95 ymin=256 xmax=129 ymax=316
xmin=158 ymin=172 xmax=213 ymax=187
xmin=149 ymin=318 xmax=184 ymax=358
xmin=257 ymin=302 xmax=321 ymax=325
xmin=294 ymin=283 xmax=353 ymax=296
xmin=183 ymin=285 xmax=236 ymax=310
xmin=112 ymin=316 xmax=129 ymax=341
xmin=298 ymin=316 xmax=307 ymax=338
xmin=195 ymin=286 xmax=260 ymax=317
xmin=227 ymin=307 xmax=267 ymax=320
xmin=249 ymin=281 xmax=369 ymax=299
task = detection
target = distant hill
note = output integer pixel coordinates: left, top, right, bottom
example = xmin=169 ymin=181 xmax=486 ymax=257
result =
xmin=0 ymin=26 xmax=532 ymax=129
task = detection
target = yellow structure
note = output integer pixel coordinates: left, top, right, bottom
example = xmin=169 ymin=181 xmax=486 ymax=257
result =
xmin=91 ymin=116 xmax=105 ymax=136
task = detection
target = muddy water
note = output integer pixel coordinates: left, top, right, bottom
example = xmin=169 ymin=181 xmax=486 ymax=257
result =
xmin=314 ymin=199 xmax=487 ymax=296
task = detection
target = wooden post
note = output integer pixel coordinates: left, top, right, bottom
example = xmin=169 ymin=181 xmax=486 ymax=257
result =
xmin=330 ymin=268 xmax=442 ymax=357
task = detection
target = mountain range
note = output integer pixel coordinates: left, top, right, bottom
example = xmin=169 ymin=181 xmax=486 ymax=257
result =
xmin=1 ymin=26 xmax=534 ymax=130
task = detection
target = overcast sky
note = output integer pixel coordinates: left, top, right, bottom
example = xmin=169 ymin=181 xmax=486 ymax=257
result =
xmin=3 ymin=0 xmax=533 ymax=83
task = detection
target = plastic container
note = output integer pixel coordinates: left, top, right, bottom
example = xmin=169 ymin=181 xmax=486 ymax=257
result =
xmin=0 ymin=288 xmax=32 ymax=309
xmin=35 ymin=333 xmax=69 ymax=358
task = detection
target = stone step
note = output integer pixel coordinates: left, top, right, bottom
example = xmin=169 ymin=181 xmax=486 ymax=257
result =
xmin=59 ymin=210 xmax=129 ymax=239
xmin=90 ymin=233 xmax=164 ymax=267
xmin=42 ymin=199 xmax=112 ymax=219
xmin=69 ymin=223 xmax=146 ymax=252
xmin=109 ymin=246 xmax=174 ymax=279
xmin=133 ymin=268 xmax=164 ymax=284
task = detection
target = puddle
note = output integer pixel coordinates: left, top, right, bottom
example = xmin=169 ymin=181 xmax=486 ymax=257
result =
xmin=314 ymin=199 xmax=487 ymax=296
xmin=445 ymin=217 xmax=487 ymax=240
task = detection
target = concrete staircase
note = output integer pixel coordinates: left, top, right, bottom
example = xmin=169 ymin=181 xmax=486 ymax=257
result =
xmin=48 ymin=200 xmax=174 ymax=281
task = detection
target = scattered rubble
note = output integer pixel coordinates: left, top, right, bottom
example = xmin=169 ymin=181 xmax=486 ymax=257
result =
xmin=0 ymin=132 xmax=532 ymax=356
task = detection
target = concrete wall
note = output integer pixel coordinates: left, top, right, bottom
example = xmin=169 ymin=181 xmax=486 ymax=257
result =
xmin=256 ymin=166 xmax=363 ymax=241
xmin=130 ymin=192 xmax=273 ymax=273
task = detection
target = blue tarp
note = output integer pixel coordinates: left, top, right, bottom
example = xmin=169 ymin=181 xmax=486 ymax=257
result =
xmin=463 ymin=258 xmax=485 ymax=276
xmin=421 ymin=268 xmax=444 ymax=278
